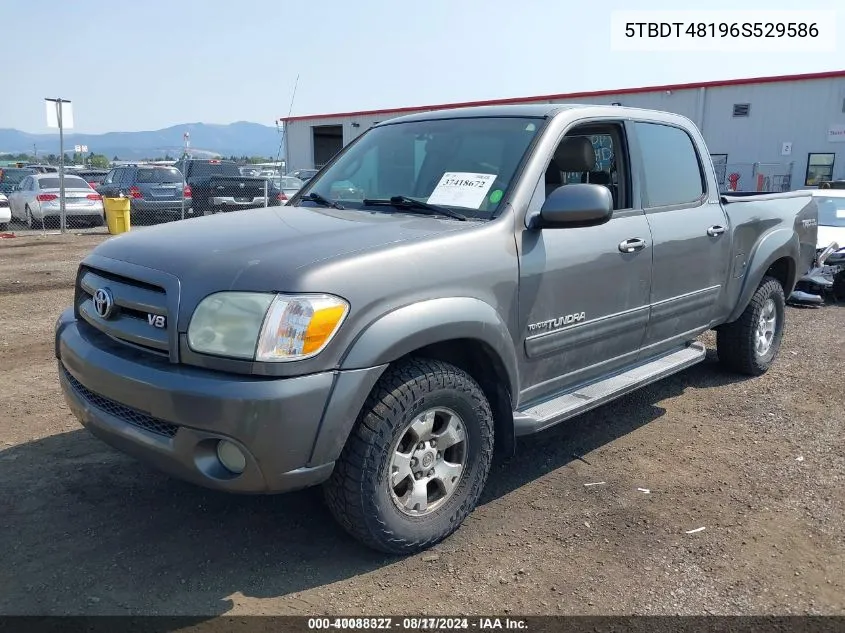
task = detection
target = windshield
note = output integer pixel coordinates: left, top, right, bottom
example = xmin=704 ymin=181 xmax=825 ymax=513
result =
xmin=817 ymin=196 xmax=845 ymax=228
xmin=299 ymin=116 xmax=544 ymax=219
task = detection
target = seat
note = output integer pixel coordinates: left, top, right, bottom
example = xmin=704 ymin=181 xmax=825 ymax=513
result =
xmin=582 ymin=170 xmax=617 ymax=208
xmin=554 ymin=136 xmax=596 ymax=173
xmin=545 ymin=136 xmax=595 ymax=198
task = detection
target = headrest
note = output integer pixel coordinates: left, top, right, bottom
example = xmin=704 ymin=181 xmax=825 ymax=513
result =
xmin=554 ymin=136 xmax=596 ymax=172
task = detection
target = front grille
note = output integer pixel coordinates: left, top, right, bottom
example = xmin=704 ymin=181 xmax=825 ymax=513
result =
xmin=75 ymin=265 xmax=170 ymax=357
xmin=63 ymin=368 xmax=179 ymax=439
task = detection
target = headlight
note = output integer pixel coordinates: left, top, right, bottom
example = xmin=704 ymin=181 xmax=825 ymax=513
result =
xmin=187 ymin=292 xmax=349 ymax=362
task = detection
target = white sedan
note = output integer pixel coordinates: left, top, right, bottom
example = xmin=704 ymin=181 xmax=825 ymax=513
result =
xmin=0 ymin=192 xmax=10 ymax=231
xmin=8 ymin=173 xmax=105 ymax=229
xmin=814 ymin=189 xmax=845 ymax=248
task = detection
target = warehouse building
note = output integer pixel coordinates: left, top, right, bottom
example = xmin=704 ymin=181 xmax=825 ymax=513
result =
xmin=281 ymin=69 xmax=845 ymax=192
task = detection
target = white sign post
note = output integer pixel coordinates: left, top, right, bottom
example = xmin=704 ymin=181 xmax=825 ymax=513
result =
xmin=45 ymin=98 xmax=73 ymax=233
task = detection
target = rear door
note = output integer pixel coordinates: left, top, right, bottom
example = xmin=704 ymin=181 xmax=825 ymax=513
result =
xmin=630 ymin=120 xmax=732 ymax=356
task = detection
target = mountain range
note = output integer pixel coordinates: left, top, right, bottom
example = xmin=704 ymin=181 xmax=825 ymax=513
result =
xmin=0 ymin=121 xmax=284 ymax=160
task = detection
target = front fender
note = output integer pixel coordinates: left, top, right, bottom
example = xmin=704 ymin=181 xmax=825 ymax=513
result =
xmin=340 ymin=297 xmax=519 ymax=398
xmin=306 ymin=297 xmax=520 ymax=467
xmin=726 ymin=228 xmax=798 ymax=323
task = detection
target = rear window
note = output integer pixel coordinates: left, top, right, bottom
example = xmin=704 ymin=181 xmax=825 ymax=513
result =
xmin=0 ymin=168 xmax=36 ymax=184
xmin=37 ymin=176 xmax=91 ymax=189
xmin=185 ymin=162 xmax=241 ymax=178
xmin=136 ymin=168 xmax=183 ymax=183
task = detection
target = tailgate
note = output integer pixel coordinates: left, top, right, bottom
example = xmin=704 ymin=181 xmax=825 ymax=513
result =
xmin=209 ymin=176 xmax=268 ymax=200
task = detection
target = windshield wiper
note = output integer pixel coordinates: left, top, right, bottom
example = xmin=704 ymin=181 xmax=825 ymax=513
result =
xmin=362 ymin=196 xmax=467 ymax=221
xmin=304 ymin=192 xmax=344 ymax=209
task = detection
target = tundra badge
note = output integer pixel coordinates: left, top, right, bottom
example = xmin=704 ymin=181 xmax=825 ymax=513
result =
xmin=528 ymin=312 xmax=586 ymax=333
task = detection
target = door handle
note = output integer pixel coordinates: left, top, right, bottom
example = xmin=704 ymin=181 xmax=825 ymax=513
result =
xmin=619 ymin=238 xmax=647 ymax=253
xmin=707 ymin=225 xmax=726 ymax=237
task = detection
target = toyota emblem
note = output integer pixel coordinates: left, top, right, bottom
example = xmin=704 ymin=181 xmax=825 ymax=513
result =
xmin=93 ymin=287 xmax=115 ymax=319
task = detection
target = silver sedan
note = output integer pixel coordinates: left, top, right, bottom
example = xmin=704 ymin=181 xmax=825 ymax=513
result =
xmin=8 ymin=173 xmax=105 ymax=229
xmin=271 ymin=175 xmax=304 ymax=205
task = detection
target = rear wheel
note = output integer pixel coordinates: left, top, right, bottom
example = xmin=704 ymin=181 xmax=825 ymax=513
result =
xmin=25 ymin=205 xmax=35 ymax=230
xmin=716 ymin=276 xmax=785 ymax=375
xmin=0 ymin=222 xmax=7 ymax=232
xmin=323 ymin=358 xmax=494 ymax=554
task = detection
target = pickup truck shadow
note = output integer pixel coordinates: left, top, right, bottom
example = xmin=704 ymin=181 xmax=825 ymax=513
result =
xmin=0 ymin=347 xmax=741 ymax=618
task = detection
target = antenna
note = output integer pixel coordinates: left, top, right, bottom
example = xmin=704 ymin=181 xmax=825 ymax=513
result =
xmin=275 ymin=74 xmax=299 ymax=173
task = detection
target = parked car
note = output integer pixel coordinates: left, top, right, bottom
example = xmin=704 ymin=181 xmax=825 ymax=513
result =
xmin=0 ymin=167 xmax=37 ymax=195
xmin=0 ymin=192 xmax=10 ymax=231
xmin=25 ymin=164 xmax=59 ymax=173
xmin=8 ymin=173 xmax=104 ymax=228
xmin=173 ymin=158 xmax=282 ymax=215
xmin=97 ymin=165 xmax=191 ymax=224
xmin=814 ymin=189 xmax=845 ymax=248
xmin=270 ymin=175 xmax=304 ymax=204
xmin=55 ymin=104 xmax=816 ymax=555
xmin=76 ymin=169 xmax=110 ymax=189
xmin=290 ymin=168 xmax=319 ymax=183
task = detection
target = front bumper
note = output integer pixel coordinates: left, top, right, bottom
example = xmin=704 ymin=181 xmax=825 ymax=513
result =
xmin=0 ymin=205 xmax=10 ymax=224
xmin=55 ymin=309 xmax=377 ymax=493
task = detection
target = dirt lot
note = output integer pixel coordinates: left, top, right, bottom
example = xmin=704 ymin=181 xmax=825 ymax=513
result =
xmin=1 ymin=231 xmax=843 ymax=618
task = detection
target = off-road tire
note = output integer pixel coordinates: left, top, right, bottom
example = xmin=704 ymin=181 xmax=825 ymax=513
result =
xmin=716 ymin=275 xmax=785 ymax=376
xmin=323 ymin=357 xmax=494 ymax=555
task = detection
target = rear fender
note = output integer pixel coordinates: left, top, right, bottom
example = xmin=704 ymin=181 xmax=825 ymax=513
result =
xmin=726 ymin=228 xmax=798 ymax=323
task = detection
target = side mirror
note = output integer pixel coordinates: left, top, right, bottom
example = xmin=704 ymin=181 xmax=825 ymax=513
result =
xmin=533 ymin=183 xmax=613 ymax=229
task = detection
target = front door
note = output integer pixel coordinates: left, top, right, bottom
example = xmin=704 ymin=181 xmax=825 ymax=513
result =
xmin=630 ymin=121 xmax=732 ymax=356
xmin=516 ymin=122 xmax=653 ymax=405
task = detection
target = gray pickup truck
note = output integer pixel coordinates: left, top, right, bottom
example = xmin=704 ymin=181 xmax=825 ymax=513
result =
xmin=55 ymin=104 xmax=818 ymax=554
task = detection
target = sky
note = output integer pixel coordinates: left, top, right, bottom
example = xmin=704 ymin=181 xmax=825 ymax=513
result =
xmin=0 ymin=0 xmax=842 ymax=134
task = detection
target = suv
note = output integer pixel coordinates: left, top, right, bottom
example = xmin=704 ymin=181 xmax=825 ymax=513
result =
xmin=97 ymin=165 xmax=191 ymax=224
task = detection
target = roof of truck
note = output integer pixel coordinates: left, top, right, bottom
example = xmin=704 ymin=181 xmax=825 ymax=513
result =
xmin=375 ymin=103 xmax=586 ymax=124
xmin=376 ymin=102 xmax=688 ymax=126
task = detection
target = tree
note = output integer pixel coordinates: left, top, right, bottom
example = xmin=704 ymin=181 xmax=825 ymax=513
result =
xmin=89 ymin=154 xmax=110 ymax=169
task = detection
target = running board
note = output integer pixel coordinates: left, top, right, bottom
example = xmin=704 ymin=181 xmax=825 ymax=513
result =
xmin=513 ymin=342 xmax=707 ymax=436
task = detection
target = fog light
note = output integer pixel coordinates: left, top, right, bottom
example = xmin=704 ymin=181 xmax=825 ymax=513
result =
xmin=216 ymin=440 xmax=246 ymax=474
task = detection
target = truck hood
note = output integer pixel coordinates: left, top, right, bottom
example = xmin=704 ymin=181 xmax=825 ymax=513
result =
xmin=90 ymin=204 xmax=471 ymax=290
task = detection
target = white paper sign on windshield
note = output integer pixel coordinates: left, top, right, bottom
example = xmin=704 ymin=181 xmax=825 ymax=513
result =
xmin=427 ymin=172 xmax=497 ymax=209
xmin=837 ymin=209 xmax=845 ymax=218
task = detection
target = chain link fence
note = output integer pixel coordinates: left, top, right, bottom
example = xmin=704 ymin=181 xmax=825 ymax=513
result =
xmin=3 ymin=158 xmax=297 ymax=235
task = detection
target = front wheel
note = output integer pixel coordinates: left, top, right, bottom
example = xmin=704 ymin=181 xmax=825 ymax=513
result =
xmin=323 ymin=358 xmax=494 ymax=554
xmin=716 ymin=276 xmax=785 ymax=376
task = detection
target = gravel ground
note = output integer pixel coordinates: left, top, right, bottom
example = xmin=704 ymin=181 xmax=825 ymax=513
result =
xmin=0 ymin=232 xmax=843 ymax=618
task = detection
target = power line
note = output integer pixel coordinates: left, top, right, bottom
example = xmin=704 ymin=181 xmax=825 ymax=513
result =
xmin=274 ymin=74 xmax=299 ymax=171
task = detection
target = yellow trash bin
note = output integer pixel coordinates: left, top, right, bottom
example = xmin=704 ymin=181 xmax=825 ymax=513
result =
xmin=103 ymin=197 xmax=131 ymax=235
